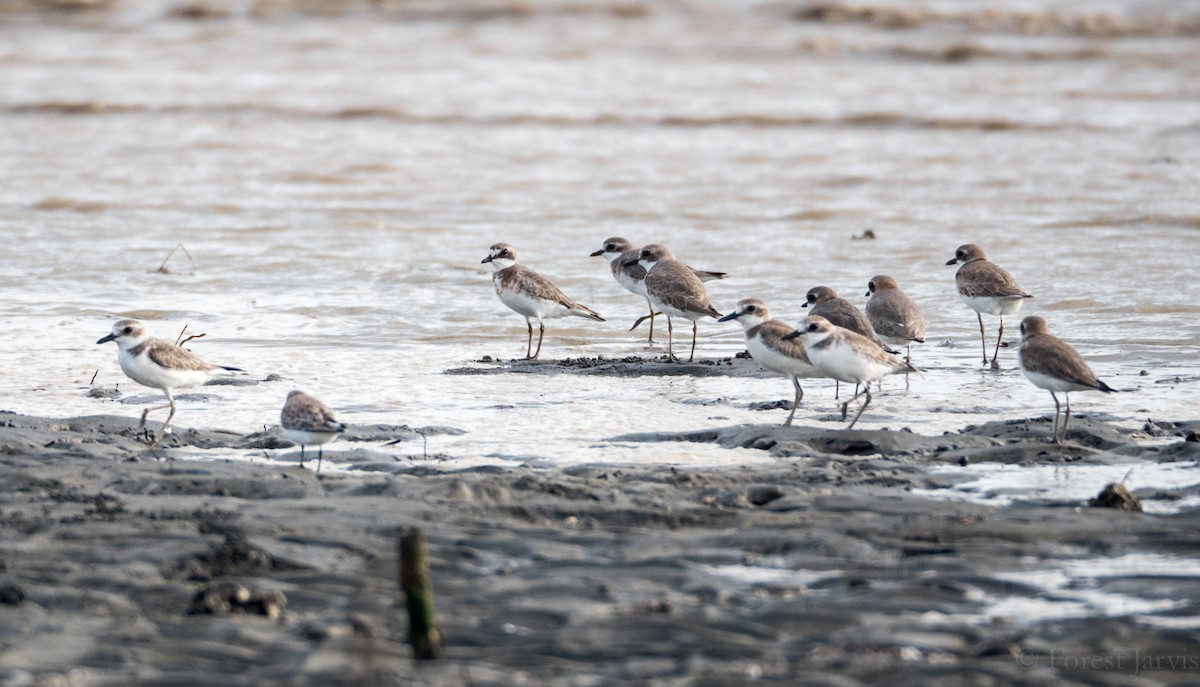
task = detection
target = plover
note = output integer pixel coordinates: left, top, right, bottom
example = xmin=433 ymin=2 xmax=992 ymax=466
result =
xmin=783 ymin=315 xmax=918 ymax=429
xmin=1018 ymin=316 xmax=1115 ymax=444
xmin=626 ymin=244 xmax=722 ymax=362
xmin=590 ymin=236 xmax=727 ymax=343
xmin=482 ymin=242 xmax=605 ymax=360
xmin=802 ymin=286 xmax=896 ymax=353
xmin=96 ymin=319 xmax=242 ymax=447
xmin=946 ymin=243 xmax=1033 ymax=368
xmin=719 ymin=298 xmax=819 ymax=426
xmin=864 ymin=275 xmax=926 ymax=364
xmin=281 ymin=390 xmax=346 ymax=472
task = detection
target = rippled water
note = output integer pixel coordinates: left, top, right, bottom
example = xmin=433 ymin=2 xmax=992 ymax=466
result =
xmin=1 ymin=0 xmax=1198 ymax=473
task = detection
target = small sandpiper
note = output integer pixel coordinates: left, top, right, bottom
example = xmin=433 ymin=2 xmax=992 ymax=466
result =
xmin=590 ymin=236 xmax=726 ymax=343
xmin=97 ymin=319 xmax=242 ymax=447
xmin=864 ymin=275 xmax=926 ymax=364
xmin=946 ymin=243 xmax=1033 ymax=368
xmin=483 ymin=243 xmax=605 ymax=360
xmin=625 ymin=244 xmax=722 ymax=362
xmin=281 ymin=390 xmax=346 ymax=472
xmin=1018 ymin=316 xmax=1115 ymax=444
xmin=803 ymin=285 xmax=896 ymax=353
xmin=784 ymin=315 xmax=918 ymax=429
xmin=719 ymin=298 xmax=819 ymax=426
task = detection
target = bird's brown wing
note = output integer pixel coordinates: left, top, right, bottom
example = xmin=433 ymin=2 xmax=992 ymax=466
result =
xmin=759 ymin=321 xmax=810 ymax=363
xmin=646 ymin=262 xmax=720 ymax=316
xmin=146 ymin=339 xmax=217 ymax=372
xmin=1021 ymin=334 xmax=1107 ymax=390
xmin=957 ymin=261 xmax=1031 ymax=298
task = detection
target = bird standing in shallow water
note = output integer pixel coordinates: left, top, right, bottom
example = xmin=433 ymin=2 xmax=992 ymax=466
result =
xmin=97 ymin=319 xmax=242 ymax=447
xmin=1018 ymin=316 xmax=1115 ymax=444
xmin=483 ymin=243 xmax=605 ymax=360
xmin=784 ymin=315 xmax=918 ymax=429
xmin=590 ymin=236 xmax=726 ymax=344
xmin=281 ymin=390 xmax=346 ymax=472
xmin=719 ymin=299 xmax=819 ymax=426
xmin=864 ymin=275 xmax=926 ymax=366
xmin=626 ymin=244 xmax=722 ymax=362
xmin=946 ymin=243 xmax=1032 ymax=368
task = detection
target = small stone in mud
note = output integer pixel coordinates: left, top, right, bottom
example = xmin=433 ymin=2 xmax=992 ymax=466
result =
xmin=0 ymin=582 xmax=27 ymax=605
xmin=86 ymin=386 xmax=121 ymax=399
xmin=1088 ymin=482 xmax=1142 ymax=512
xmin=189 ymin=581 xmax=286 ymax=618
xmin=1186 ymin=431 xmax=1200 ymax=443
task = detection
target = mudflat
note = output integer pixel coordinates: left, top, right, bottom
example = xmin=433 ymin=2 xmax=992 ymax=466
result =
xmin=1 ymin=411 xmax=1199 ymax=686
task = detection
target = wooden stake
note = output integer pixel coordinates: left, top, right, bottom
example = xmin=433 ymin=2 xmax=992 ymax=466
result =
xmin=398 ymin=527 xmax=442 ymax=659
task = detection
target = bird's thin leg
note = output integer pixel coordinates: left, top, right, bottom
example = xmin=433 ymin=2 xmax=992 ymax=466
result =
xmin=784 ymin=376 xmax=804 ymax=427
xmin=147 ymin=392 xmax=177 ymax=448
xmin=139 ymin=401 xmax=173 ymax=428
xmin=991 ymin=317 xmax=1004 ymax=369
xmin=317 ymin=446 xmax=323 ymax=473
xmin=846 ymin=388 xmax=872 ymax=430
xmin=688 ymin=321 xmax=698 ymax=362
xmin=977 ymin=312 xmax=988 ymax=365
xmin=904 ymin=344 xmax=912 ymax=385
xmin=835 ymin=380 xmax=840 ymax=400
xmin=666 ymin=317 xmax=676 ymax=362
xmin=1062 ymin=392 xmax=1072 ymax=443
xmin=299 ymin=444 xmax=306 ymax=468
xmin=1050 ymin=392 xmax=1061 ymax=444
xmin=524 ymin=320 xmax=534 ymax=359
xmin=533 ymin=322 xmax=545 ymax=360
xmin=647 ymin=301 xmax=655 ymax=344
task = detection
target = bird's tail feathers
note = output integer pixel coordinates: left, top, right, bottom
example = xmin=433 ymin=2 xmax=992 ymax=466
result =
xmin=571 ymin=304 xmax=605 ymax=322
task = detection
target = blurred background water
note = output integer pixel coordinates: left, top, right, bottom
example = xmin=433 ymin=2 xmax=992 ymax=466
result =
xmin=1 ymin=0 xmax=1198 ymax=471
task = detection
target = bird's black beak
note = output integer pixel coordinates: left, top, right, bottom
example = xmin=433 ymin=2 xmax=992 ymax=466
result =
xmin=801 ymin=302 xmax=809 ymax=308
xmin=589 ymin=249 xmax=604 ymax=257
xmin=782 ymin=330 xmax=801 ymax=341
xmin=623 ymin=259 xmax=639 ymax=267
xmin=945 ymin=257 xmax=957 ymax=265
xmin=481 ymin=256 xmax=493 ymax=264
xmin=717 ymin=312 xmax=740 ymax=322
xmin=864 ymin=289 xmax=871 ymax=297
xmin=96 ymin=333 xmax=116 ymax=344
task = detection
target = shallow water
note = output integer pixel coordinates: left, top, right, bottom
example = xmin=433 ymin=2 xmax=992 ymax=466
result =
xmin=1 ymin=0 xmax=1199 ymax=478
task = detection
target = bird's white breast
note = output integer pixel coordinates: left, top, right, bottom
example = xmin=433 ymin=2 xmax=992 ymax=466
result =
xmin=808 ymin=341 xmax=895 ymax=384
xmin=747 ymin=334 xmax=818 ymax=378
xmin=281 ymin=427 xmax=341 ymax=446
xmin=119 ymin=348 xmax=213 ymax=391
xmin=1021 ymin=368 xmax=1090 ymax=393
xmin=960 ymin=294 xmax=1025 ymax=317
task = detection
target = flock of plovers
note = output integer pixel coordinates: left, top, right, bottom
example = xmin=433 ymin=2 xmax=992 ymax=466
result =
xmin=94 ymin=239 xmax=1116 ymax=467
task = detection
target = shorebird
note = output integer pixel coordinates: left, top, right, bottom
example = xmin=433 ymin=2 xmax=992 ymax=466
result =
xmin=482 ymin=243 xmax=605 ymax=360
xmin=626 ymin=244 xmax=722 ymax=362
xmin=719 ymin=298 xmax=819 ymax=426
xmin=784 ymin=315 xmax=918 ymax=429
xmin=946 ymin=243 xmax=1033 ymax=368
xmin=590 ymin=237 xmax=727 ymax=343
xmin=96 ymin=319 xmax=242 ymax=447
xmin=864 ymin=275 xmax=926 ymax=364
xmin=1018 ymin=316 xmax=1115 ymax=444
xmin=802 ymin=286 xmax=895 ymax=353
xmin=281 ymin=390 xmax=346 ymax=472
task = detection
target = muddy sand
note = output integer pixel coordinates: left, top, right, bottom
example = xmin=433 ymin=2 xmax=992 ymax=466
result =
xmin=1 ymin=404 xmax=1199 ymax=686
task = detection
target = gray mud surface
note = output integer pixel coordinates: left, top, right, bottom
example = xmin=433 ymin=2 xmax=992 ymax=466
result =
xmin=1 ymin=412 xmax=1199 ymax=686
xmin=445 ymin=354 xmax=772 ymax=378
